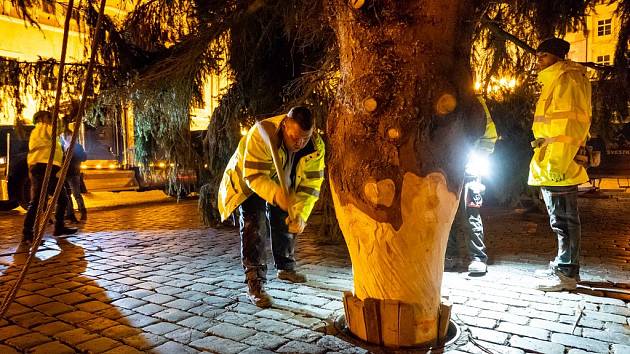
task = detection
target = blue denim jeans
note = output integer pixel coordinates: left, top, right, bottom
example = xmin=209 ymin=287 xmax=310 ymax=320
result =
xmin=65 ymin=174 xmax=86 ymax=217
xmin=541 ymin=185 xmax=581 ymax=278
xmin=238 ymin=194 xmax=296 ymax=282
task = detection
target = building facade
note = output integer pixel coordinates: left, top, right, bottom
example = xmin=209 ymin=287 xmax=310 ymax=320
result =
xmin=564 ymin=1 xmax=620 ymax=66
xmin=0 ymin=0 xmax=228 ymax=130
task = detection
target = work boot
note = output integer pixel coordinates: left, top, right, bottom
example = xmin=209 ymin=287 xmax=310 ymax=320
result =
xmin=277 ymin=270 xmax=307 ymax=283
xmin=53 ymin=226 xmax=78 ymax=237
xmin=534 ymin=270 xmax=578 ymax=292
xmin=468 ymin=260 xmax=487 ymax=275
xmin=80 ymin=209 xmax=87 ymax=221
xmin=247 ymin=280 xmax=272 ymax=308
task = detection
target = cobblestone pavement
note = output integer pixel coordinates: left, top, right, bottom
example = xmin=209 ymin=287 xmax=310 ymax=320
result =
xmin=0 ymin=196 xmax=628 ymax=353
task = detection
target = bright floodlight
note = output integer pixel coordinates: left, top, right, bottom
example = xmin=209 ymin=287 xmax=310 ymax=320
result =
xmin=466 ymin=150 xmax=490 ymax=177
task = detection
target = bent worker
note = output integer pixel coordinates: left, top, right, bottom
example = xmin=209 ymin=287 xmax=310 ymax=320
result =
xmin=529 ymin=38 xmax=591 ymax=291
xmin=218 ymin=106 xmax=325 ymax=308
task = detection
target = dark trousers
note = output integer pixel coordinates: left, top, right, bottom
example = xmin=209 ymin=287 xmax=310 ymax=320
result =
xmin=65 ymin=174 xmax=85 ymax=217
xmin=446 ymin=178 xmax=487 ymax=262
xmin=239 ymin=194 xmax=296 ymax=282
xmin=541 ymin=185 xmax=581 ymax=278
xmin=23 ymin=164 xmax=68 ymax=234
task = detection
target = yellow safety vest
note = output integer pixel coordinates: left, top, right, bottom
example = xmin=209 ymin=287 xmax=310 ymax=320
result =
xmin=528 ymin=60 xmax=591 ymax=186
xmin=27 ymin=123 xmax=63 ymax=167
xmin=218 ymin=115 xmax=326 ymax=222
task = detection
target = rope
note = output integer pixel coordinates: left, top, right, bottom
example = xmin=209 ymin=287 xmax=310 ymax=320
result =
xmin=0 ymin=0 xmax=108 ymax=319
xmin=0 ymin=0 xmax=75 ymax=319
xmin=31 ymin=0 xmax=76 ymax=258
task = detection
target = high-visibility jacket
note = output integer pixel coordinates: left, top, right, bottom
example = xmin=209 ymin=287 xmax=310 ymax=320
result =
xmin=475 ymin=96 xmax=498 ymax=155
xmin=528 ymin=60 xmax=592 ymax=186
xmin=218 ymin=114 xmax=326 ymax=222
xmin=27 ymin=123 xmax=63 ymax=167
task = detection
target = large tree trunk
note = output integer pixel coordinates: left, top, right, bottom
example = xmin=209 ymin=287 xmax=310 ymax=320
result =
xmin=328 ymin=1 xmax=484 ymax=347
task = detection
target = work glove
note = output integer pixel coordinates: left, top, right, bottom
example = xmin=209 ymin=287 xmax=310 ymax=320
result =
xmin=286 ymin=216 xmax=306 ymax=234
xmin=273 ymin=188 xmax=291 ymax=212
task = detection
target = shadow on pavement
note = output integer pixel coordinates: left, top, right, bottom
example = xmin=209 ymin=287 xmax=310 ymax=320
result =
xmin=0 ymin=237 xmax=150 ymax=352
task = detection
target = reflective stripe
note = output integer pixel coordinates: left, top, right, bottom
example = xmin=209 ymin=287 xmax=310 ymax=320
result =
xmin=532 ymin=135 xmax=583 ymax=148
xmin=304 ymin=170 xmax=325 ymax=179
xmin=533 ymin=111 xmax=590 ymax=124
xmin=533 ymin=115 xmax=549 ymax=123
xmin=296 ymin=186 xmax=320 ymax=197
xmin=244 ymin=160 xmax=272 ymax=170
xmin=247 ymin=173 xmax=264 ymax=184
xmin=545 ymin=135 xmax=581 ymax=146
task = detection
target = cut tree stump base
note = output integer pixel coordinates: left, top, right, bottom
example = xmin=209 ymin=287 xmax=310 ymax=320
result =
xmin=342 ymin=291 xmax=459 ymax=349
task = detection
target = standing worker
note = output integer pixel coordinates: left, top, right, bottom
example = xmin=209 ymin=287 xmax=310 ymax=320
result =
xmin=529 ymin=38 xmax=591 ymax=291
xmin=61 ymin=125 xmax=88 ymax=222
xmin=22 ymin=110 xmax=78 ymax=242
xmin=218 ymin=106 xmax=325 ymax=308
xmin=445 ymin=96 xmax=498 ymax=275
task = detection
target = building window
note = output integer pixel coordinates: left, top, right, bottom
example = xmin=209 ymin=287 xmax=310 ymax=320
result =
xmin=597 ymin=18 xmax=612 ymax=36
xmin=596 ymin=55 xmax=611 ymax=65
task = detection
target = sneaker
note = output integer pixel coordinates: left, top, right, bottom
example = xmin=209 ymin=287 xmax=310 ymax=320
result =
xmin=53 ymin=226 xmax=78 ymax=237
xmin=277 ymin=270 xmax=307 ymax=283
xmin=247 ymin=280 xmax=272 ymax=308
xmin=468 ymin=260 xmax=487 ymax=274
xmin=535 ymin=271 xmax=577 ymax=292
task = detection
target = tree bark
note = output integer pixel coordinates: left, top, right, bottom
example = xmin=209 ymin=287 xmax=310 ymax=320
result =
xmin=328 ymin=1 xmax=484 ymax=346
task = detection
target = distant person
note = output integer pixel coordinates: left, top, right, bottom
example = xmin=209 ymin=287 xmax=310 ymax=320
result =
xmin=22 ymin=111 xmax=78 ymax=242
xmin=528 ymin=38 xmax=591 ymax=291
xmin=445 ymin=96 xmax=498 ymax=275
xmin=217 ymin=107 xmax=325 ymax=308
xmin=61 ymin=127 xmax=88 ymax=222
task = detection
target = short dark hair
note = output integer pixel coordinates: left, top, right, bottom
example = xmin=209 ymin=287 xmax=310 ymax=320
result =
xmin=287 ymin=106 xmax=313 ymax=131
xmin=33 ymin=110 xmax=52 ymax=124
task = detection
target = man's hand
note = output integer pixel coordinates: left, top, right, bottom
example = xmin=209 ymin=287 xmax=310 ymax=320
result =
xmin=286 ymin=216 xmax=306 ymax=234
xmin=274 ymin=188 xmax=290 ymax=212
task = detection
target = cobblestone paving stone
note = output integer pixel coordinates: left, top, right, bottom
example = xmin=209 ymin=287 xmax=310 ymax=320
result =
xmin=0 ymin=196 xmax=628 ymax=353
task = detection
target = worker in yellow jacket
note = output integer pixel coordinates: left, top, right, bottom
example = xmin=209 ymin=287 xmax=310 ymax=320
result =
xmin=22 ymin=110 xmax=77 ymax=242
xmin=445 ymin=96 xmax=498 ymax=275
xmin=218 ymin=106 xmax=325 ymax=307
xmin=529 ymin=38 xmax=591 ymax=292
